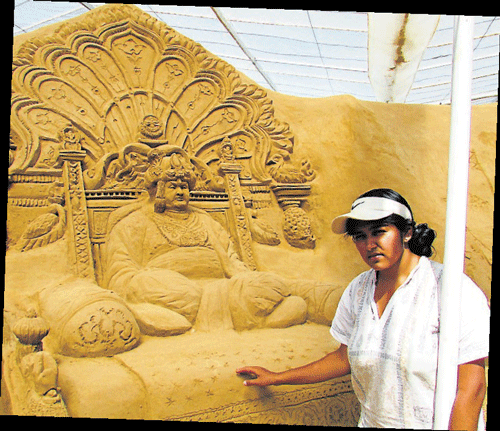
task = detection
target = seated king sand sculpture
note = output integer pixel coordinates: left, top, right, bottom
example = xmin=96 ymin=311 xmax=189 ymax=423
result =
xmin=103 ymin=145 xmax=310 ymax=334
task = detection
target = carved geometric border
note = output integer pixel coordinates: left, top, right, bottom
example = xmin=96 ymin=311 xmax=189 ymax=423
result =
xmin=164 ymin=377 xmax=358 ymax=424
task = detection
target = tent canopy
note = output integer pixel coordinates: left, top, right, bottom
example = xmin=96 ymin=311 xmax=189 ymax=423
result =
xmin=13 ymin=2 xmax=499 ymax=104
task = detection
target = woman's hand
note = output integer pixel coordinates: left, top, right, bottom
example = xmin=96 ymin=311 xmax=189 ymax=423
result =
xmin=236 ymin=366 xmax=279 ymax=386
xmin=236 ymin=344 xmax=350 ymax=387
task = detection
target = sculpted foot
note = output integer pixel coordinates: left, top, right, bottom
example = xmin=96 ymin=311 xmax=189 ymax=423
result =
xmin=264 ymin=296 xmax=307 ymax=329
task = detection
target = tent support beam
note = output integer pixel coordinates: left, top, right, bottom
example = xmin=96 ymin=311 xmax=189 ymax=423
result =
xmin=211 ymin=7 xmax=277 ymax=91
xmin=433 ymin=15 xmax=474 ymax=430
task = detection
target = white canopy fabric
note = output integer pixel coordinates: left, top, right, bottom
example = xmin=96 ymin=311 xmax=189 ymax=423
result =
xmin=368 ymin=13 xmax=441 ymax=103
xmin=12 ymin=2 xmax=499 ymax=104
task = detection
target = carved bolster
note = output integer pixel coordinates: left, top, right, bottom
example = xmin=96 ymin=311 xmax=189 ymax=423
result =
xmin=38 ymin=279 xmax=140 ymax=357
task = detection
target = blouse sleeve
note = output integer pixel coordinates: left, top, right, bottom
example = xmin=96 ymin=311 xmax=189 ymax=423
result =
xmin=458 ymin=274 xmax=490 ymax=365
xmin=330 ymin=277 xmax=359 ymax=346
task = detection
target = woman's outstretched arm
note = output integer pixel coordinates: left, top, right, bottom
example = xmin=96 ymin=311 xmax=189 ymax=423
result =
xmin=236 ymin=343 xmax=350 ymax=386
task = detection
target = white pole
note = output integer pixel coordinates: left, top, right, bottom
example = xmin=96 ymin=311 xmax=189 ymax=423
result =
xmin=433 ymin=15 xmax=474 ymax=430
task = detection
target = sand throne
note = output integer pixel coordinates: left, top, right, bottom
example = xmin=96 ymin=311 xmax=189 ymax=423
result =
xmin=5 ymin=5 xmax=359 ymax=423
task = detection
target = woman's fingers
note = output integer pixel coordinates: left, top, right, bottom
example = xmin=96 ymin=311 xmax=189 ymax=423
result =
xmin=236 ymin=366 xmax=273 ymax=386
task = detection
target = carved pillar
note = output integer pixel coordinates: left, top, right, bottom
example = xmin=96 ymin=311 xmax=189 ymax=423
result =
xmin=271 ymin=184 xmax=316 ymax=249
xmin=219 ymin=162 xmax=257 ymax=270
xmin=58 ymin=150 xmax=96 ymax=280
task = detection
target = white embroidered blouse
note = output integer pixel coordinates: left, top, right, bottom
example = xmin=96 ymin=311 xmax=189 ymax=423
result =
xmin=330 ymin=256 xmax=490 ymax=429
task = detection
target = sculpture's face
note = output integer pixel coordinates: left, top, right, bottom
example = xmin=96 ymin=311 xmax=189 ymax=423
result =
xmin=140 ymin=115 xmax=163 ymax=139
xmin=163 ymin=179 xmax=190 ymax=212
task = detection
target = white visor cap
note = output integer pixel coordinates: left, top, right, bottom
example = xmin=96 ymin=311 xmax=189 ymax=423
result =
xmin=331 ymin=196 xmax=413 ymax=234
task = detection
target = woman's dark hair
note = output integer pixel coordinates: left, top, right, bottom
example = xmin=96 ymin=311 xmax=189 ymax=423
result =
xmin=345 ymin=188 xmax=436 ymax=258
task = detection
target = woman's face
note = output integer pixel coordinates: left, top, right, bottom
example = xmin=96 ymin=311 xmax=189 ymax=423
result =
xmin=351 ymin=221 xmax=407 ymax=272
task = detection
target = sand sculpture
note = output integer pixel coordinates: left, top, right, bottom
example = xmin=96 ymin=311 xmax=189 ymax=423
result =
xmin=4 ymin=4 xmax=495 ymax=423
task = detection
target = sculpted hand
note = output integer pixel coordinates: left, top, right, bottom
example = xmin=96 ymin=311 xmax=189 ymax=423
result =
xmin=236 ymin=366 xmax=279 ymax=386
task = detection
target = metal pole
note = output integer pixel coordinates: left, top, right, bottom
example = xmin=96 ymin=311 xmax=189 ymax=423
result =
xmin=211 ymin=7 xmax=277 ymax=92
xmin=433 ymin=15 xmax=474 ymax=430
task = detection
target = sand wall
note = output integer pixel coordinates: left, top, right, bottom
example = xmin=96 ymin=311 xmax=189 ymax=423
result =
xmin=255 ymin=92 xmax=496 ymax=299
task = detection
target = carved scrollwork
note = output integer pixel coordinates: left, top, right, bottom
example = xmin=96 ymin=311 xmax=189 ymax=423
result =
xmin=76 ymin=306 xmax=137 ymax=348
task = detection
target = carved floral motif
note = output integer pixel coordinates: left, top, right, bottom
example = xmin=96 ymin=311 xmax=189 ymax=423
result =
xmin=76 ymin=305 xmax=137 ymax=349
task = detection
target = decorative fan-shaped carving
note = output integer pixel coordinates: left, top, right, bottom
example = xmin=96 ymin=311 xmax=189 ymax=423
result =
xmin=10 ymin=4 xmax=304 ymax=190
xmin=11 ymin=4 xmax=317 ymax=252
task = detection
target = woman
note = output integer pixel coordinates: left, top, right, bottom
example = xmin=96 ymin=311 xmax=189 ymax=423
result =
xmin=236 ymin=188 xmax=489 ymax=430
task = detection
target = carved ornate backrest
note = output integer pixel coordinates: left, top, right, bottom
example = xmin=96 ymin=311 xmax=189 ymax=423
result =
xmin=9 ymin=4 xmax=316 ymax=283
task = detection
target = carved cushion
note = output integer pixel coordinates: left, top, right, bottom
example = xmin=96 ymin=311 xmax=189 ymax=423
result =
xmin=56 ymin=324 xmax=360 ymax=424
xmin=38 ymin=280 xmax=141 ymax=357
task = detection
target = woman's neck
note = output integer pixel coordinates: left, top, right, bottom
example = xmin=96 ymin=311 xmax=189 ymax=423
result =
xmin=376 ymin=250 xmax=421 ymax=291
xmin=374 ymin=251 xmax=421 ymax=318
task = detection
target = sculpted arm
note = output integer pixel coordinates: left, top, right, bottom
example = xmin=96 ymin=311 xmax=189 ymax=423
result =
xmin=103 ymin=218 xmax=144 ymax=292
xmin=236 ymin=344 xmax=350 ymax=386
xmin=203 ymin=213 xmax=249 ymax=276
